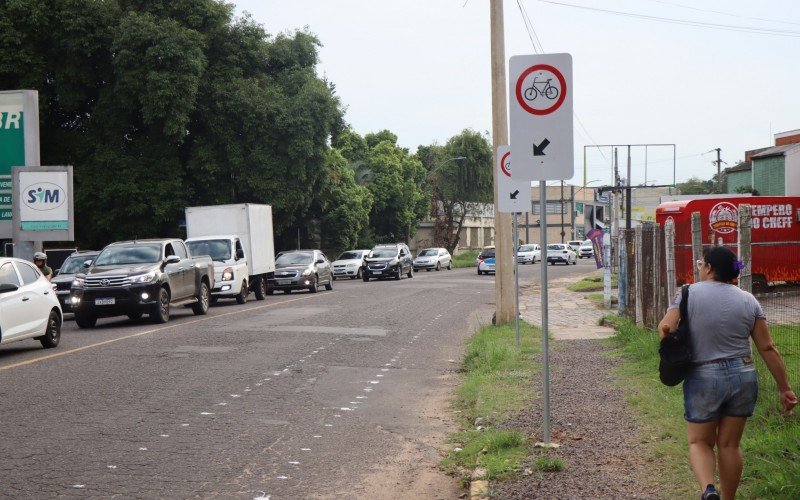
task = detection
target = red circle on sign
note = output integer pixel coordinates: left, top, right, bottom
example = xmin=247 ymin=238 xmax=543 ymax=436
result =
xmin=500 ymin=151 xmax=511 ymax=177
xmin=515 ymin=64 xmax=567 ymax=116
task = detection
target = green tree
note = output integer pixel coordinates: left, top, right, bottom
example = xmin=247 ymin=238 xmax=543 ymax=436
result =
xmin=677 ymin=176 xmax=712 ymax=195
xmin=417 ymin=129 xmax=493 ymax=254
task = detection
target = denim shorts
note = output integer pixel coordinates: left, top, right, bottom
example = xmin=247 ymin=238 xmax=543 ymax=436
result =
xmin=683 ymin=357 xmax=759 ymax=423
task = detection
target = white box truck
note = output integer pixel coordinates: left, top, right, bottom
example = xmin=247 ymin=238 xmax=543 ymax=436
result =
xmin=185 ymin=204 xmax=275 ymax=303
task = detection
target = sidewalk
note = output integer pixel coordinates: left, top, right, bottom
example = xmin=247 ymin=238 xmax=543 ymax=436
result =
xmin=519 ymin=273 xmax=616 ymax=340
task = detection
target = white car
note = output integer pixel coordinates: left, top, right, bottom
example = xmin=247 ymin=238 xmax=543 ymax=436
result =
xmin=567 ymin=240 xmax=583 ymax=254
xmin=579 ymin=239 xmax=594 ymax=259
xmin=516 ymin=244 xmax=541 ymax=264
xmin=477 ymin=246 xmax=496 ymax=275
xmin=0 ymin=257 xmax=62 ymax=349
xmin=413 ymin=247 xmax=452 ymax=271
xmin=546 ymin=244 xmax=577 ymax=265
xmin=331 ymin=249 xmax=370 ymax=280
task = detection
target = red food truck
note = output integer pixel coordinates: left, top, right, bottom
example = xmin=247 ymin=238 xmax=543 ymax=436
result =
xmin=655 ymin=196 xmax=800 ymax=287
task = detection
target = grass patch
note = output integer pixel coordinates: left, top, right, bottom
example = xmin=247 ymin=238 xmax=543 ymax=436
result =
xmin=606 ymin=315 xmax=800 ymax=498
xmin=532 ymin=454 xmax=565 ymax=472
xmin=452 ymin=250 xmax=479 ymax=268
xmin=566 ymin=271 xmax=618 ymax=292
xmin=442 ymin=321 xmax=542 ymax=481
xmin=585 ymin=292 xmax=618 ymax=307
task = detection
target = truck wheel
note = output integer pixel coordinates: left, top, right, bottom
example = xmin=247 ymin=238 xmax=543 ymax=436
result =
xmin=236 ymin=280 xmax=248 ymax=304
xmin=38 ymin=310 xmax=61 ymax=348
xmin=309 ymin=276 xmax=318 ymax=293
xmin=254 ymin=276 xmax=267 ymax=300
xmin=325 ymin=278 xmax=333 ymax=291
xmin=362 ymin=274 xmax=370 ymax=282
xmin=150 ymin=288 xmax=170 ymax=324
xmin=193 ymin=282 xmax=210 ymax=315
xmin=75 ymin=312 xmax=97 ymax=328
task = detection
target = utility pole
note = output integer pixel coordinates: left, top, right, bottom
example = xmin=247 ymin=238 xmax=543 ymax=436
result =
xmin=714 ymin=147 xmax=722 ymax=193
xmin=490 ymin=0 xmax=514 ymax=324
xmin=626 ymin=145 xmax=632 ymax=229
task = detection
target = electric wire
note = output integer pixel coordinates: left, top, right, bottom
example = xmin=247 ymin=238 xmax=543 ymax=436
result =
xmin=535 ymin=0 xmax=800 ymax=38
xmin=645 ymin=0 xmax=800 ymax=28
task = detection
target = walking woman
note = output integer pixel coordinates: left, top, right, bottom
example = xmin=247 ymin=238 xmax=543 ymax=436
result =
xmin=658 ymin=246 xmax=797 ymax=500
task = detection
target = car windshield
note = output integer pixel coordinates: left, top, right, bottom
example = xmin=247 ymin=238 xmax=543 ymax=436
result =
xmin=59 ymin=255 xmax=96 ymax=274
xmin=187 ymin=240 xmax=231 ymax=262
xmin=519 ymin=245 xmax=536 ymax=252
xmin=581 ymin=240 xmax=592 ymax=246
xmin=548 ymin=244 xmax=565 ymax=250
xmin=418 ymin=249 xmax=438 ymax=257
xmin=337 ymin=251 xmax=363 ymax=260
xmin=276 ymin=252 xmax=313 ymax=266
xmin=369 ymin=248 xmax=397 ymax=258
xmin=94 ymin=244 xmax=161 ymax=265
xmin=481 ymin=250 xmax=495 ymax=258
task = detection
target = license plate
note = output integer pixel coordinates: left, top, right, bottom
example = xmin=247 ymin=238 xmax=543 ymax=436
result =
xmin=277 ymin=279 xmax=291 ymax=285
xmin=373 ymin=271 xmax=382 ymax=275
xmin=95 ymin=297 xmax=115 ymax=305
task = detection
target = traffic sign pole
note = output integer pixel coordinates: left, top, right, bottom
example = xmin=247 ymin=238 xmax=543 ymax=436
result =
xmin=539 ymin=181 xmax=551 ymax=444
xmin=513 ymin=212 xmax=520 ymax=347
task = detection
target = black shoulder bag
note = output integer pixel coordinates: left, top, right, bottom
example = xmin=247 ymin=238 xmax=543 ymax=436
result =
xmin=658 ymin=285 xmax=692 ymax=386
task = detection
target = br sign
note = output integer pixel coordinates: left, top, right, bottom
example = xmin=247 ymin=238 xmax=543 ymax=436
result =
xmin=509 ymin=53 xmax=573 ymax=181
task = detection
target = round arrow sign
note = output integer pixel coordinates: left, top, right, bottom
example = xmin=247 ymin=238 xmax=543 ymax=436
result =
xmin=500 ymin=151 xmax=511 ymax=177
xmin=515 ymin=64 xmax=567 ymax=116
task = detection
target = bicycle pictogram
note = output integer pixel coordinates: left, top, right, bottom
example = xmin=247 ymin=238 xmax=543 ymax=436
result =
xmin=523 ymin=75 xmax=559 ymax=102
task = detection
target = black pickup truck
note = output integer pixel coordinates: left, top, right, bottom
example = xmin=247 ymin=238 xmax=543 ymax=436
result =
xmin=70 ymin=239 xmax=215 ymax=327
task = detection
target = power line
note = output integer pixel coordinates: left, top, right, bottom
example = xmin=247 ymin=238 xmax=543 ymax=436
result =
xmin=645 ymin=0 xmax=800 ymax=27
xmin=535 ymin=0 xmax=800 ymax=37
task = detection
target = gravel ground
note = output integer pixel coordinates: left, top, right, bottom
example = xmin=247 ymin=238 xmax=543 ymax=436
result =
xmin=492 ymin=339 xmax=657 ymax=500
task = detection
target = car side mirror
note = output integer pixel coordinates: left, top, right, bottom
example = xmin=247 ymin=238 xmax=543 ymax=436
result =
xmin=164 ymin=255 xmax=181 ymax=265
xmin=83 ymin=260 xmax=92 ymax=268
xmin=0 ymin=283 xmax=19 ymax=294
xmin=316 ymin=258 xmax=325 ymax=264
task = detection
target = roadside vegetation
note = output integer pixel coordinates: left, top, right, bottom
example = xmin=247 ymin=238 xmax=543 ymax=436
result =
xmin=566 ymin=271 xmax=618 ymax=292
xmin=605 ymin=316 xmax=800 ymax=498
xmin=451 ymin=250 xmax=478 ymax=269
xmin=442 ymin=322 xmax=561 ymax=485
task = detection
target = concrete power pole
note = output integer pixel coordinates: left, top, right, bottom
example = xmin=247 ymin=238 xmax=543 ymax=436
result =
xmin=715 ymin=147 xmax=722 ymax=193
xmin=490 ymin=0 xmax=514 ymax=324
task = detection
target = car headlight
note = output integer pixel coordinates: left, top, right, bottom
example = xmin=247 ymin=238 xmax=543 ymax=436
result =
xmin=222 ymin=267 xmax=234 ymax=281
xmin=130 ymin=271 xmax=156 ymax=283
xmin=72 ymin=277 xmax=85 ymax=287
xmin=302 ymin=268 xmax=313 ymax=276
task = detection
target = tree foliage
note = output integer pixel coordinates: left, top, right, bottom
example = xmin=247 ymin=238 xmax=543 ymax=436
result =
xmin=0 ymin=0 xmax=346 ymax=250
xmin=417 ymin=129 xmax=493 ymax=253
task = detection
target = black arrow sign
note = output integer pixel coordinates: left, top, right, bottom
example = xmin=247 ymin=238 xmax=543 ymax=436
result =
xmin=510 ymin=190 xmax=519 ymax=199
xmin=533 ymin=138 xmax=550 ymax=156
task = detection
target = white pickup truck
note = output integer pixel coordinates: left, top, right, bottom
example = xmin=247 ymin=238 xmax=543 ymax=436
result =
xmin=185 ymin=204 xmax=275 ymax=303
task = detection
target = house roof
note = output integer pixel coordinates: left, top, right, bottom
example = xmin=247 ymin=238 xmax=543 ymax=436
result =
xmin=752 ymin=143 xmax=800 ymax=159
xmin=725 ymin=161 xmax=751 ymax=173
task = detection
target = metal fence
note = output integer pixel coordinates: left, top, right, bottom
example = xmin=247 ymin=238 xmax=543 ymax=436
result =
xmin=616 ymin=204 xmax=799 ymax=398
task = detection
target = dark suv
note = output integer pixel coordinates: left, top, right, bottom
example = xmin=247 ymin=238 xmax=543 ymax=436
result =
xmin=362 ymin=243 xmax=413 ymax=281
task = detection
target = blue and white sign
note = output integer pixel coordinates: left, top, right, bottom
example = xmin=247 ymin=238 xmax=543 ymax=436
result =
xmin=12 ymin=166 xmax=74 ymax=240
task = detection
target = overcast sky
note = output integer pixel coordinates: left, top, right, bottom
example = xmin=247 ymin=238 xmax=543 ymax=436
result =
xmin=231 ymin=0 xmax=800 ymax=187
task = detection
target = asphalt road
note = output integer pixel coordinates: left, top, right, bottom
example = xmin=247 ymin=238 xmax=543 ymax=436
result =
xmin=0 ymin=258 xmax=596 ymax=499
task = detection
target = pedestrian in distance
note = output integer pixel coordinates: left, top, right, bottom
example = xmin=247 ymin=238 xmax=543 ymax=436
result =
xmin=658 ymin=246 xmax=797 ymax=500
xmin=33 ymin=251 xmax=53 ymax=281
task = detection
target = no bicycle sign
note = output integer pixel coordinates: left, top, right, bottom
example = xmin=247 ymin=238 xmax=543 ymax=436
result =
xmin=509 ymin=53 xmax=573 ymax=181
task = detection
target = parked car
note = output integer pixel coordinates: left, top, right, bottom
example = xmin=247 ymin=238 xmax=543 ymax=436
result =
xmin=567 ymin=240 xmax=583 ymax=254
xmin=413 ymin=247 xmax=452 ymax=271
xmin=547 ymin=243 xmax=577 ymax=265
xmin=579 ymin=239 xmax=594 ymax=259
xmin=51 ymin=250 xmax=99 ymax=312
xmin=0 ymin=257 xmax=62 ymax=349
xmin=268 ymin=250 xmax=333 ymax=293
xmin=70 ymin=239 xmax=214 ymax=327
xmin=363 ymin=243 xmax=413 ymax=281
xmin=516 ymin=244 xmax=541 ymax=264
xmin=331 ymin=249 xmax=370 ymax=280
xmin=477 ymin=246 xmax=496 ymax=275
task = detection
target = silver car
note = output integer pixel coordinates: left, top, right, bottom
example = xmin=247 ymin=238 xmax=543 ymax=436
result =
xmin=269 ymin=250 xmax=333 ymax=293
xmin=413 ymin=247 xmax=452 ymax=271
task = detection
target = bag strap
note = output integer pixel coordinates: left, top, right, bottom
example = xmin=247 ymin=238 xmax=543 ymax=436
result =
xmin=679 ymin=285 xmax=689 ymax=328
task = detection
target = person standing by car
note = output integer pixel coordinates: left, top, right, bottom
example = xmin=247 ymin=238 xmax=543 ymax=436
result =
xmin=33 ymin=252 xmax=53 ymax=281
xmin=657 ymin=246 xmax=797 ymax=500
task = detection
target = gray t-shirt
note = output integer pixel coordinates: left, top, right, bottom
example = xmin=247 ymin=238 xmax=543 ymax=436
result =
xmin=669 ymin=280 xmax=765 ymax=363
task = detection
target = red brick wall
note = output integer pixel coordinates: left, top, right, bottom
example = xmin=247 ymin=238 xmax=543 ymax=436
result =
xmin=776 ymin=133 xmax=800 ymax=146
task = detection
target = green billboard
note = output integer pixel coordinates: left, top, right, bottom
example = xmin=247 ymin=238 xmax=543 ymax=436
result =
xmin=0 ymin=90 xmax=39 ymax=229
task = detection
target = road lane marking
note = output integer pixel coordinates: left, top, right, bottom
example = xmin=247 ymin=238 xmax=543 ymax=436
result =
xmin=0 ymin=294 xmax=321 ymax=372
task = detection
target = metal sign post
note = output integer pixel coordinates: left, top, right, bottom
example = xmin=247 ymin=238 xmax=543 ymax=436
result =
xmin=513 ymin=212 xmax=520 ymax=347
xmin=539 ymin=181 xmax=550 ymax=443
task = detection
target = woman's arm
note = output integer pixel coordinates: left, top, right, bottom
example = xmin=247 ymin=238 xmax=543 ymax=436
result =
xmin=751 ymin=318 xmax=798 ymax=414
xmin=657 ymin=308 xmax=680 ymax=340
